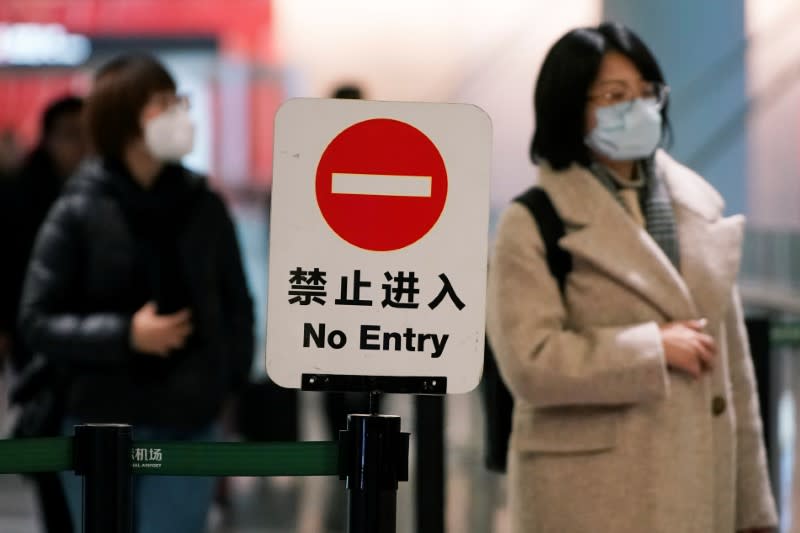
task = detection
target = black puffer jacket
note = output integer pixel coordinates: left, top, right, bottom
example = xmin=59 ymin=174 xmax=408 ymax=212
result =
xmin=19 ymin=158 xmax=254 ymax=429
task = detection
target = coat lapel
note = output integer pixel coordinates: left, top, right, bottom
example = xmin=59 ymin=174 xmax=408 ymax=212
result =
xmin=538 ymin=160 xmax=698 ymax=321
xmin=657 ymin=152 xmax=744 ymax=323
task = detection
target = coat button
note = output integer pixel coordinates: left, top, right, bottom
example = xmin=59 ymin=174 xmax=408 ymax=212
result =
xmin=712 ymin=396 xmax=726 ymax=416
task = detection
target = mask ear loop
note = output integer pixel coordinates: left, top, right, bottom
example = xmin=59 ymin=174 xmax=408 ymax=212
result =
xmin=653 ymin=85 xmax=670 ymax=110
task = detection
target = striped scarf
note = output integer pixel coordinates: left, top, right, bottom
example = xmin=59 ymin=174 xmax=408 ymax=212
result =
xmin=590 ymin=158 xmax=681 ymax=271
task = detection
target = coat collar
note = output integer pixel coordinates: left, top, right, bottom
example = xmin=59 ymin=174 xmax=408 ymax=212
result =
xmin=654 ymin=150 xmax=724 ymax=222
xmin=536 ymin=150 xmax=742 ymax=322
xmin=655 ymin=151 xmax=744 ymax=323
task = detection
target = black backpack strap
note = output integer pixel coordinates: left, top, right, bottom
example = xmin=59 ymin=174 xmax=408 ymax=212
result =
xmin=512 ymin=187 xmax=571 ymax=293
xmin=481 ymin=186 xmax=571 ymax=473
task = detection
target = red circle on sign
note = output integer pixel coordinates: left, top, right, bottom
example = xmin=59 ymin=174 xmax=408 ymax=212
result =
xmin=316 ymin=118 xmax=447 ymax=251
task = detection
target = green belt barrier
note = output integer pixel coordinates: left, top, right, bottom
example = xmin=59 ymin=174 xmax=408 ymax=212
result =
xmin=771 ymin=322 xmax=800 ymax=348
xmin=0 ymin=437 xmax=339 ymax=477
xmin=130 ymin=440 xmax=339 ymax=476
xmin=0 ymin=437 xmax=72 ymax=474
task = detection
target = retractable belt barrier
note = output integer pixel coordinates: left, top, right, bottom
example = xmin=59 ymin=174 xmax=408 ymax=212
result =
xmin=0 ymin=419 xmax=408 ymax=533
xmin=0 ymin=436 xmax=73 ymax=474
xmin=0 ymin=436 xmax=338 ymax=476
xmin=771 ymin=322 xmax=800 ymax=348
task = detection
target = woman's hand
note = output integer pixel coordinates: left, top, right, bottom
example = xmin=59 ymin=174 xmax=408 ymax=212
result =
xmin=659 ymin=319 xmax=716 ymax=379
xmin=130 ymin=302 xmax=193 ymax=357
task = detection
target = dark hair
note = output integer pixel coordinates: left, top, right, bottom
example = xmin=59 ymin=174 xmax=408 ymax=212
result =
xmin=530 ymin=22 xmax=671 ymax=170
xmin=85 ymin=54 xmax=175 ymax=158
xmin=331 ymin=84 xmax=363 ymax=99
xmin=41 ymin=96 xmax=84 ymax=139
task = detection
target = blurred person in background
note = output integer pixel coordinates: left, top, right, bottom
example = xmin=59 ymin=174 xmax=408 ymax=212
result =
xmin=1 ymin=96 xmax=85 ymax=369
xmin=18 ymin=54 xmax=254 ymax=533
xmin=0 ymin=95 xmax=85 ymax=533
xmin=0 ymin=127 xmax=25 ymax=364
xmin=0 ymin=127 xmax=23 ymax=439
xmin=486 ymin=23 xmax=777 ymax=533
xmin=0 ymin=128 xmax=23 ymax=180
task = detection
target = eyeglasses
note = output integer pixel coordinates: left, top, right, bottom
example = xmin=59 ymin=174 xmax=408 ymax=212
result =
xmin=587 ymin=80 xmax=670 ymax=108
xmin=172 ymin=94 xmax=190 ymax=111
xmin=149 ymin=92 xmax=191 ymax=112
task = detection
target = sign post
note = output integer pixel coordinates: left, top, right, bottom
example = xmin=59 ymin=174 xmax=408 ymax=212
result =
xmin=267 ymin=97 xmax=491 ymax=533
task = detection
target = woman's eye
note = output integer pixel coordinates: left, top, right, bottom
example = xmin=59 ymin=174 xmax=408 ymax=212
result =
xmin=607 ymin=91 xmax=627 ymax=102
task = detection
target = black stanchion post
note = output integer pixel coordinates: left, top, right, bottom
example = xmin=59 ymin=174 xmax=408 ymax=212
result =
xmin=73 ymin=423 xmax=133 ymax=533
xmin=340 ymin=413 xmax=410 ymax=533
xmin=415 ymin=394 xmax=445 ymax=533
xmin=746 ymin=317 xmax=777 ymax=506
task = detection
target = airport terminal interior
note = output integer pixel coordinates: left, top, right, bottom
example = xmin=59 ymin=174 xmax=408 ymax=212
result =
xmin=0 ymin=0 xmax=799 ymax=532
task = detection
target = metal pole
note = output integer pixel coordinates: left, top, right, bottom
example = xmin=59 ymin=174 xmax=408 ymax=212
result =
xmin=73 ymin=423 xmax=133 ymax=533
xmin=415 ymin=394 xmax=445 ymax=533
xmin=340 ymin=414 xmax=409 ymax=533
xmin=745 ymin=318 xmax=778 ymax=511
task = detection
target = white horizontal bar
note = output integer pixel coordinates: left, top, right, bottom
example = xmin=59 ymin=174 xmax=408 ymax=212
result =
xmin=331 ymin=173 xmax=432 ymax=197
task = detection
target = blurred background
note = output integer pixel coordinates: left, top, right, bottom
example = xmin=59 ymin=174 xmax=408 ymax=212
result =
xmin=0 ymin=0 xmax=798 ymax=532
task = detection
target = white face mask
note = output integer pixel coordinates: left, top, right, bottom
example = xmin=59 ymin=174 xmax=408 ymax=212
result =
xmin=144 ymin=106 xmax=195 ymax=162
xmin=585 ymin=97 xmax=663 ymax=161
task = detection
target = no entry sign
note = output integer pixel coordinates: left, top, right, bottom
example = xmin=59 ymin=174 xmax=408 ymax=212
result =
xmin=316 ymin=118 xmax=447 ymax=251
xmin=267 ymin=98 xmax=491 ymax=394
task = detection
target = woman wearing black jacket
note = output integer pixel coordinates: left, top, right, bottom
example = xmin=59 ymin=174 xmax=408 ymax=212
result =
xmin=18 ymin=55 xmax=254 ymax=533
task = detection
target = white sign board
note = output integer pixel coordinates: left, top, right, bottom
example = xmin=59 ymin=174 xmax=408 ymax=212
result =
xmin=266 ymin=98 xmax=491 ymax=394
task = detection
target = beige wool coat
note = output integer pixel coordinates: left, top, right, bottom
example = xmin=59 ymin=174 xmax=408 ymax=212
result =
xmin=486 ymin=150 xmax=778 ymax=533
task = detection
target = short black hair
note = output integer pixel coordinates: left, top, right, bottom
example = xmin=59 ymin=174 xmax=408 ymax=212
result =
xmin=41 ymin=96 xmax=84 ymax=139
xmin=331 ymin=84 xmax=363 ymax=99
xmin=85 ymin=54 xmax=175 ymax=158
xmin=530 ymin=22 xmax=671 ymax=170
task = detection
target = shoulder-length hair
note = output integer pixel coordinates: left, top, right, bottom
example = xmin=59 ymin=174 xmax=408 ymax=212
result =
xmin=529 ymin=22 xmax=672 ymax=170
xmin=85 ymin=54 xmax=176 ymax=159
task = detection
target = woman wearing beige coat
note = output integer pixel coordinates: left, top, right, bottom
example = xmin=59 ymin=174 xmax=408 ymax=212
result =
xmin=487 ymin=23 xmax=777 ymax=533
